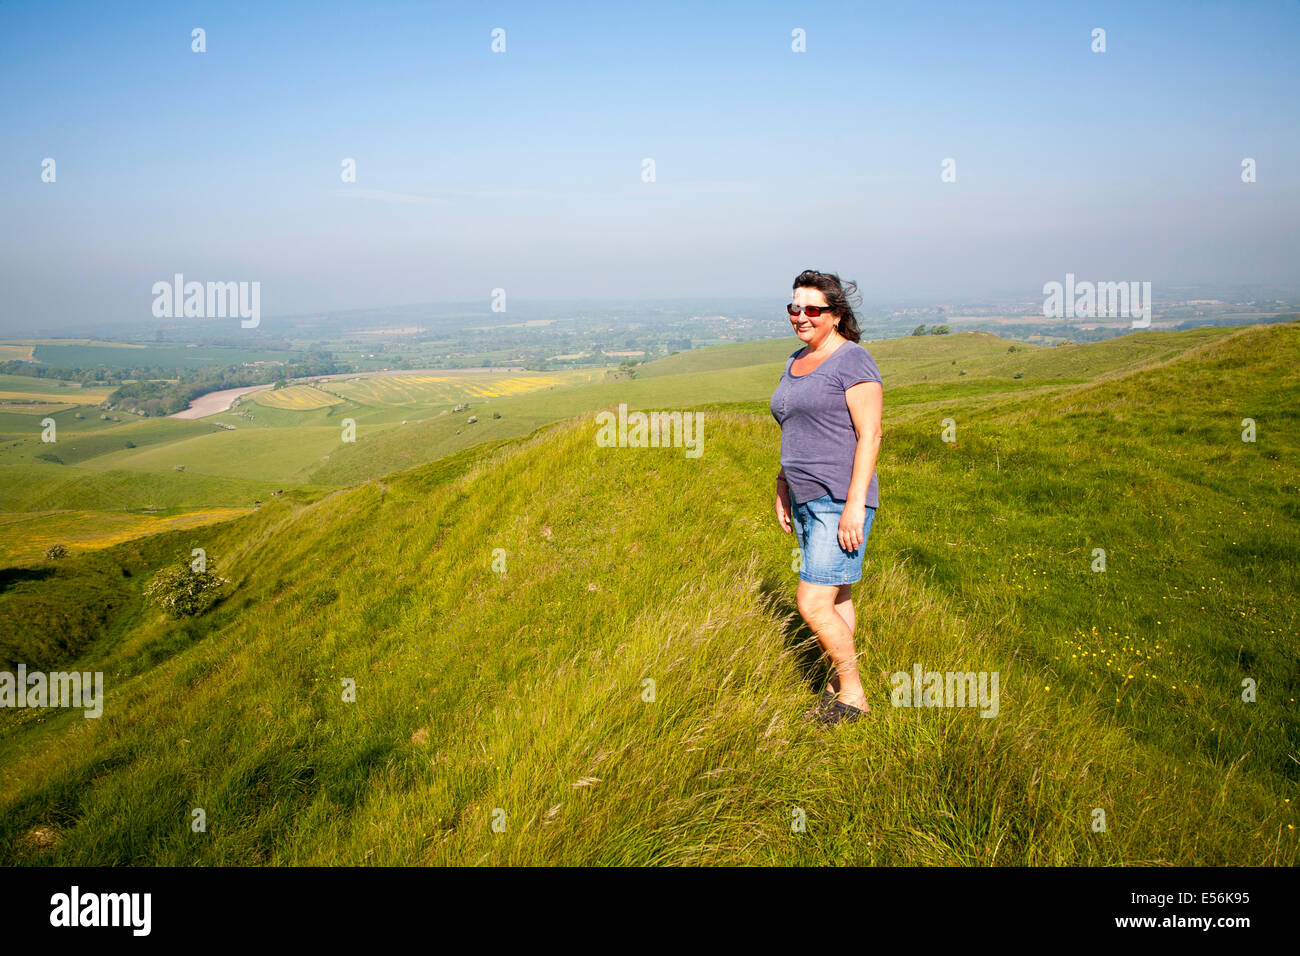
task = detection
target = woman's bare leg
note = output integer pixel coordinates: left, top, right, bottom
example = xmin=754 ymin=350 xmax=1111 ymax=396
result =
xmin=797 ymin=580 xmax=867 ymax=710
xmin=826 ymin=583 xmax=854 ymax=695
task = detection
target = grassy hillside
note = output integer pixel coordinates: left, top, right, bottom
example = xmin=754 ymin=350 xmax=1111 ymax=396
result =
xmin=0 ymin=464 xmax=318 ymax=513
xmin=0 ymin=507 xmax=253 ymax=566
xmin=0 ymin=321 xmax=1295 ymax=865
xmin=638 ymin=325 xmax=1240 ymax=386
xmin=0 ymin=416 xmax=217 ymax=467
xmin=0 ymin=462 xmax=330 ymax=568
xmin=635 ymin=337 xmax=796 ymax=377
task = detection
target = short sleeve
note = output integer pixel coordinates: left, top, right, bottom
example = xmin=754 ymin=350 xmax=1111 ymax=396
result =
xmin=833 ymin=345 xmax=882 ymax=391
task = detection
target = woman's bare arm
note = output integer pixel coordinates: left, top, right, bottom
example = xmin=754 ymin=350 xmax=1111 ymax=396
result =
xmin=838 ymin=381 xmax=883 ymax=551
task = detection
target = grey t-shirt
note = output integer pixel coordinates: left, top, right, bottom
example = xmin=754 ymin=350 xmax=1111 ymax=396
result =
xmin=769 ymin=340 xmax=883 ymax=508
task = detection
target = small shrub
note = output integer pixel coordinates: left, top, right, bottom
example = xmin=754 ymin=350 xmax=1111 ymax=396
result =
xmin=44 ymin=544 xmax=69 ymax=560
xmin=143 ymin=561 xmax=230 ymax=618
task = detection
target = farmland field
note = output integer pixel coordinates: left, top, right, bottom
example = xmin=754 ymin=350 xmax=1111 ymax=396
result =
xmin=0 ymin=374 xmax=114 ymax=404
xmin=322 ymin=368 xmax=605 ymax=407
xmin=249 ymin=384 xmax=343 ymax=411
xmin=27 ymin=343 xmax=294 ymax=371
xmin=0 ymin=344 xmax=35 ymax=361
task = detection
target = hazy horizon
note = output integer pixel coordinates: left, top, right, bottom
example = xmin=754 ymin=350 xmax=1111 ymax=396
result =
xmin=3 ymin=0 xmax=1298 ymax=335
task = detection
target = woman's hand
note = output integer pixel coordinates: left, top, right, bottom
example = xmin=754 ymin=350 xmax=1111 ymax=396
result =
xmin=775 ymin=477 xmax=793 ymax=533
xmin=838 ymin=498 xmax=867 ymax=552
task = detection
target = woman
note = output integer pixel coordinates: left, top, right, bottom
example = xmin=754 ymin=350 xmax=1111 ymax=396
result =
xmin=769 ymin=269 xmax=883 ymax=727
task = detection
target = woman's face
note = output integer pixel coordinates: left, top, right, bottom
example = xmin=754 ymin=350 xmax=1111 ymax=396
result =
xmin=790 ymin=286 xmax=838 ymax=346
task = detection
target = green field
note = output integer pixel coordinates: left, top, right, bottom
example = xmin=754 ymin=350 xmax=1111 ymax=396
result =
xmin=0 ymin=374 xmax=115 ymax=405
xmin=0 ymin=322 xmax=1295 ymax=864
xmin=24 ymin=343 xmax=294 ymax=371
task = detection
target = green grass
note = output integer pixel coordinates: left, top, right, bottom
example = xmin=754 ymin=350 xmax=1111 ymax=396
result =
xmin=80 ymin=425 xmax=357 ymax=484
xmin=0 ymin=415 xmax=217 ymax=466
xmin=0 ymin=506 xmax=254 ymax=567
xmin=0 ymin=464 xmax=318 ymax=513
xmin=634 ymin=338 xmax=796 ymax=377
xmin=0 ymin=374 xmax=115 ymax=401
xmin=0 ymin=322 xmax=1295 ymax=865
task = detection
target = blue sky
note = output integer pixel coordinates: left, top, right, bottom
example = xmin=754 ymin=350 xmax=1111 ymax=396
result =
xmin=1 ymin=0 xmax=1297 ymax=332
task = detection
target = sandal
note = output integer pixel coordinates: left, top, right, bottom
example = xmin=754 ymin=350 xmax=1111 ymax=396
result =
xmin=817 ymin=699 xmax=866 ymax=727
xmin=802 ymin=690 xmax=836 ymax=724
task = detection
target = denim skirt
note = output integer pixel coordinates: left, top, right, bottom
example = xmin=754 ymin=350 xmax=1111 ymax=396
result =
xmin=791 ymin=493 xmax=877 ymax=586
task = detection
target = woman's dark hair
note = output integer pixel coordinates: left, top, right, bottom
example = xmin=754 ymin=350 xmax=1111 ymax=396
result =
xmin=793 ymin=269 xmax=861 ymax=343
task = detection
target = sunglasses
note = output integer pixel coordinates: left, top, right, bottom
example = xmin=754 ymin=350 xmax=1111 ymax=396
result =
xmin=787 ymin=303 xmax=832 ymax=317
